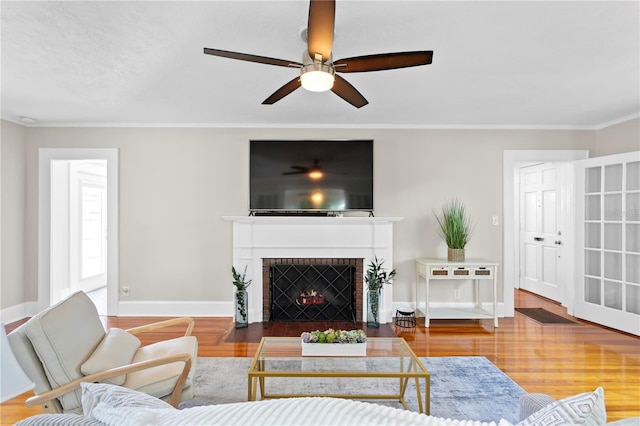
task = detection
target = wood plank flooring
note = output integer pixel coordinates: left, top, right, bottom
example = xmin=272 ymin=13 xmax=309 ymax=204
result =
xmin=1 ymin=290 xmax=638 ymax=424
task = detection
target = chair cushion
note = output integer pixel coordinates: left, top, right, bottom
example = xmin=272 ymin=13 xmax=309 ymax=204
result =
xmin=81 ymin=328 xmax=141 ymax=385
xmin=517 ymin=387 xmax=606 ymax=425
xmin=8 ymin=324 xmax=58 ymax=403
xmin=123 ymin=336 xmax=198 ymax=399
xmin=25 ymin=291 xmax=105 ymax=413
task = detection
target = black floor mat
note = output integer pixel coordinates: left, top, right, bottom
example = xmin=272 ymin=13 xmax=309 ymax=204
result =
xmin=515 ymin=308 xmax=580 ymax=324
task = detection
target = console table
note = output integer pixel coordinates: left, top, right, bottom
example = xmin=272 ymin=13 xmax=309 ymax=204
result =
xmin=415 ymin=258 xmax=499 ymax=327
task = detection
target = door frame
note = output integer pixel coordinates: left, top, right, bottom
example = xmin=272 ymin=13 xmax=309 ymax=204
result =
xmin=503 ymin=150 xmax=588 ymax=316
xmin=38 ymin=148 xmax=119 ymax=315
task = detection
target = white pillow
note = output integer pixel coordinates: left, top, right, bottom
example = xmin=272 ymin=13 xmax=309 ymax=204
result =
xmin=81 ymin=328 xmax=141 ymax=385
xmin=517 ymin=387 xmax=606 ymax=425
xmin=81 ymin=382 xmax=173 ymax=418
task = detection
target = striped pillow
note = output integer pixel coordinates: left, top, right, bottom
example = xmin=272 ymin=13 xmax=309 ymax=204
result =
xmin=517 ymin=387 xmax=606 ymax=426
xmin=81 ymin=382 xmax=173 ymax=418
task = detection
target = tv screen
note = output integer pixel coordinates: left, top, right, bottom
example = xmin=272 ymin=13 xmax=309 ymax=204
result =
xmin=250 ymin=140 xmax=373 ymax=213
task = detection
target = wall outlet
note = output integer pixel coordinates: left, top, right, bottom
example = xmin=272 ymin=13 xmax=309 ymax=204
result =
xmin=121 ymin=286 xmax=130 ymax=297
xmin=453 ymin=289 xmax=461 ymax=299
xmin=492 ymin=215 xmax=499 ymax=226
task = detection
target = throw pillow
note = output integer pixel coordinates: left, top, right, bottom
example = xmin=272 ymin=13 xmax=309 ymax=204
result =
xmin=15 ymin=413 xmax=105 ymax=426
xmin=517 ymin=387 xmax=606 ymax=426
xmin=81 ymin=328 xmax=141 ymax=385
xmin=81 ymin=382 xmax=174 ymax=418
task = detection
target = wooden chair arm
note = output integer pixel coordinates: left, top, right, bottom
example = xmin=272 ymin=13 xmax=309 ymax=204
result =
xmin=126 ymin=317 xmax=194 ymax=337
xmin=25 ymin=353 xmax=193 ymax=410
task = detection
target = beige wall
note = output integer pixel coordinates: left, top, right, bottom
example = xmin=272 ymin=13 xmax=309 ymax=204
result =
xmin=2 ymin=119 xmax=637 ymax=317
xmin=1 ymin=121 xmax=27 ymax=309
xmin=595 ymin=117 xmax=640 ymax=156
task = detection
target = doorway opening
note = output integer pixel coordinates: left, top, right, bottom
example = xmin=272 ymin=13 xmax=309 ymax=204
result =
xmin=50 ymin=160 xmax=108 ymax=314
xmin=503 ymin=150 xmax=588 ymax=317
xmin=38 ymin=149 xmax=119 ymax=315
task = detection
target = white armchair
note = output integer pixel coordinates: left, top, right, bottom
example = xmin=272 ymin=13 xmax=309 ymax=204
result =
xmin=7 ymin=291 xmax=197 ymax=414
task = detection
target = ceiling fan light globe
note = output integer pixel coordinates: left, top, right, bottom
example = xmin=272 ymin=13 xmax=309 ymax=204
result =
xmin=300 ymin=63 xmax=335 ymax=92
xmin=309 ymin=170 xmax=323 ymax=179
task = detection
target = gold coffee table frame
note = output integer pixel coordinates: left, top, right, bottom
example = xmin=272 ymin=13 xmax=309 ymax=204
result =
xmin=248 ymin=337 xmax=430 ymax=414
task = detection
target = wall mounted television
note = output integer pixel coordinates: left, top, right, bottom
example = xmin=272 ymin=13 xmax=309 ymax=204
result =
xmin=249 ymin=139 xmax=373 ymax=214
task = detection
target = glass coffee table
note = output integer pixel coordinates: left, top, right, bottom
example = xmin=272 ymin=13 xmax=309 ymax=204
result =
xmin=248 ymin=337 xmax=430 ymax=414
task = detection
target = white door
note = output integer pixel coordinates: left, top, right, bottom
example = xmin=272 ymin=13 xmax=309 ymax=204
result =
xmin=574 ymin=151 xmax=640 ymax=336
xmin=519 ymin=163 xmax=564 ymax=302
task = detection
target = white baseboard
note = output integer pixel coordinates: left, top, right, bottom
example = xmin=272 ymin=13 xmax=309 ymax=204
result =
xmin=0 ymin=301 xmax=40 ymax=324
xmin=3 ymin=300 xmax=509 ymax=324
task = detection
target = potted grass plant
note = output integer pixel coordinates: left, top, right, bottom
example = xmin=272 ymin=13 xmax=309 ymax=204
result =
xmin=434 ymin=199 xmax=475 ymax=262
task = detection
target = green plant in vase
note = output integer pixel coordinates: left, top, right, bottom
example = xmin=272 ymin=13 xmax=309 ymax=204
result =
xmin=232 ymin=266 xmax=252 ymax=328
xmin=434 ymin=199 xmax=475 ymax=261
xmin=364 ymin=256 xmax=397 ymax=328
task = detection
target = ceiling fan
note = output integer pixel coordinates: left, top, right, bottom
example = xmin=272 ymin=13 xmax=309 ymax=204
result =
xmin=283 ymin=159 xmax=323 ymax=180
xmin=203 ymin=0 xmax=433 ymax=108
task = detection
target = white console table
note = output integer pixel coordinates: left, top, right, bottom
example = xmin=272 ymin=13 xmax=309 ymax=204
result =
xmin=415 ymin=258 xmax=499 ymax=327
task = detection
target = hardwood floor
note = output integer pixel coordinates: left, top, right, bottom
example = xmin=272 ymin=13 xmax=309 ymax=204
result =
xmin=1 ymin=290 xmax=638 ymax=424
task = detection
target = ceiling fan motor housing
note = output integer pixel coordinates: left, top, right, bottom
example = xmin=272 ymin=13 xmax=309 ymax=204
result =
xmin=300 ymin=50 xmax=335 ymax=92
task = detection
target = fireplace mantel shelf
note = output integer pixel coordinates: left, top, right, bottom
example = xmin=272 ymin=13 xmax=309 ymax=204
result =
xmin=223 ymin=216 xmax=404 ymax=225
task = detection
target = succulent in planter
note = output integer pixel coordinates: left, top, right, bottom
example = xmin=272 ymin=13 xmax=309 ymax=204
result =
xmin=434 ymin=199 xmax=475 ymax=261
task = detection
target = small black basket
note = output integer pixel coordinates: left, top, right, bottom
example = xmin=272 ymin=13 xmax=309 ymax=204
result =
xmin=394 ymin=309 xmax=416 ymax=328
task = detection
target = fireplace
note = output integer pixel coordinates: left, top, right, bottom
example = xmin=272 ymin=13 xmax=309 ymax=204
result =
xmin=263 ymin=258 xmax=363 ymax=322
xmin=224 ymin=216 xmax=402 ymax=324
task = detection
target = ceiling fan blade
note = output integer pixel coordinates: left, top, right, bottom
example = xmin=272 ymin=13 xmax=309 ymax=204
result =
xmin=331 ymin=75 xmax=368 ymax=108
xmin=307 ymin=0 xmax=335 ymax=60
xmin=204 ymin=48 xmax=301 ymax=68
xmin=262 ymin=77 xmax=302 ymax=105
xmin=334 ymin=51 xmax=433 ymax=73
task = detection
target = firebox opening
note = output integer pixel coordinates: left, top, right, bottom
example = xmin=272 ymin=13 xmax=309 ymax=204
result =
xmin=270 ymin=264 xmax=355 ymax=322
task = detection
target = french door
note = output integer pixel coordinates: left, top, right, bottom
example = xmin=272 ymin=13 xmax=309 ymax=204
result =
xmin=574 ymin=151 xmax=640 ymax=336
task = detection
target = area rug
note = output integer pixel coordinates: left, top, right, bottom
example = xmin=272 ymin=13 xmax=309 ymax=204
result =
xmin=185 ymin=356 xmax=526 ymax=424
xmin=515 ymin=307 xmax=580 ymax=324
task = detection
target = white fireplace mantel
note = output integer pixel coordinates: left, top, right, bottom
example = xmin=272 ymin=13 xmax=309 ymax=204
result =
xmin=223 ymin=216 xmax=403 ymax=324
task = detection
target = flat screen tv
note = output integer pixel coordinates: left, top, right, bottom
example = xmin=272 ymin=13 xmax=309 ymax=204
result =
xmin=250 ymin=140 xmax=373 ymax=213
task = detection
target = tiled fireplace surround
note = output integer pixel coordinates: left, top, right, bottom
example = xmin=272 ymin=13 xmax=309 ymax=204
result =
xmin=224 ymin=216 xmax=402 ymax=324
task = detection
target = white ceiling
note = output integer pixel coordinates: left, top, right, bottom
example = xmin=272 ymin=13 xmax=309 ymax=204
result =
xmin=2 ymin=1 xmax=639 ymax=129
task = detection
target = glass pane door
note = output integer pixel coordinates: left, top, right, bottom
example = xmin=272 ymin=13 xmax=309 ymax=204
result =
xmin=575 ymin=152 xmax=640 ymax=336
